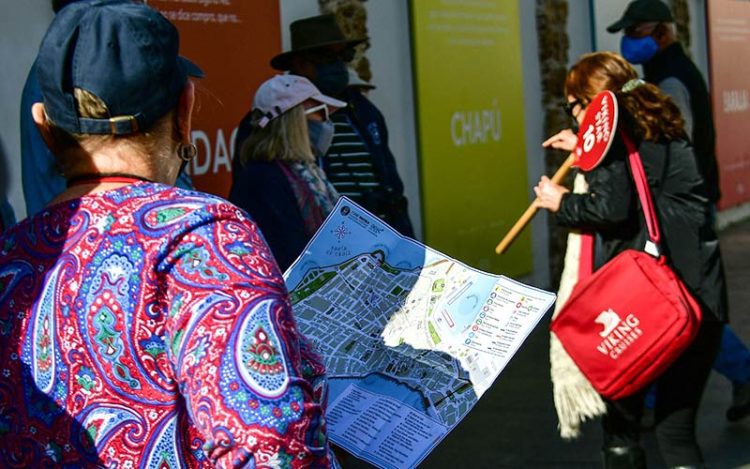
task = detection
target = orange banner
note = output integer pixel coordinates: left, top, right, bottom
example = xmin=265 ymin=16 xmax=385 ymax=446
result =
xmin=707 ymin=0 xmax=750 ymax=208
xmin=147 ymin=0 xmax=281 ymax=197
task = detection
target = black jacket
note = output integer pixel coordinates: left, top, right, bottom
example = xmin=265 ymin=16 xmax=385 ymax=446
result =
xmin=556 ymin=134 xmax=727 ymax=322
xmin=644 ymin=43 xmax=720 ymax=203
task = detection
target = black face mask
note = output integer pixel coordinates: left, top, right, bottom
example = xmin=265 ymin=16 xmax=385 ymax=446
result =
xmin=313 ymin=60 xmax=349 ymax=96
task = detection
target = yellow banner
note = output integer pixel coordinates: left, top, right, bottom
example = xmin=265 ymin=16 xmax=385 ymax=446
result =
xmin=411 ymin=0 xmax=532 ymax=275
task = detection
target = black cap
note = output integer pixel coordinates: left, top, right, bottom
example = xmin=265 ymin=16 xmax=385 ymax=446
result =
xmin=37 ymin=0 xmax=203 ymax=135
xmin=606 ymin=0 xmax=674 ymax=33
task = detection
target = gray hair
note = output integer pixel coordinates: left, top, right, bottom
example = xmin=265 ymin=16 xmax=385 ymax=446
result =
xmin=48 ymin=88 xmax=177 ymax=178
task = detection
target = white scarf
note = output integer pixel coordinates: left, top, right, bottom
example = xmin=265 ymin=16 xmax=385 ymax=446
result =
xmin=550 ymin=172 xmax=607 ymax=439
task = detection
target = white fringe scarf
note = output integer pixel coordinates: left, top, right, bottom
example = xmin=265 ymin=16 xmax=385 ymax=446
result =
xmin=550 ymin=173 xmax=607 ymax=439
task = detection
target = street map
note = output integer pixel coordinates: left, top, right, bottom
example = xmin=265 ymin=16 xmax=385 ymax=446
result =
xmin=285 ymin=198 xmax=555 ymax=469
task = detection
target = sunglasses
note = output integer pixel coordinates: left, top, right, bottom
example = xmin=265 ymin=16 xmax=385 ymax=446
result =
xmin=304 ymin=103 xmax=330 ymax=121
xmin=562 ymin=99 xmax=583 ymax=118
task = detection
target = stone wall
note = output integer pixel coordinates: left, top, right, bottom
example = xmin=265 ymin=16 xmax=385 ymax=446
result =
xmin=318 ymin=0 xmax=372 ymax=81
xmin=536 ymin=0 xmax=571 ymax=289
xmin=670 ymin=0 xmax=692 ymax=51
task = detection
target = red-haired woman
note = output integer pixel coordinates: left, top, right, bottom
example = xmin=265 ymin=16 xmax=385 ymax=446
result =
xmin=536 ymin=51 xmax=727 ymax=469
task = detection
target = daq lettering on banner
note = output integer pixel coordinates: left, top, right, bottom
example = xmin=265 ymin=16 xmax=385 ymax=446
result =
xmin=146 ymin=0 xmax=281 ymax=197
xmin=411 ymin=0 xmax=532 ymax=276
xmin=707 ymin=0 xmax=750 ymax=208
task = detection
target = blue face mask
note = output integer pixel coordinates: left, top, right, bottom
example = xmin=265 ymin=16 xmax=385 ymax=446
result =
xmin=308 ymin=119 xmax=335 ymax=157
xmin=620 ymin=35 xmax=659 ymax=64
xmin=313 ymin=60 xmax=349 ymax=96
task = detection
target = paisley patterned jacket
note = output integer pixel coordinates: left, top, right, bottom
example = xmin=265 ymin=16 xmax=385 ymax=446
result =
xmin=0 ymin=182 xmax=336 ymax=468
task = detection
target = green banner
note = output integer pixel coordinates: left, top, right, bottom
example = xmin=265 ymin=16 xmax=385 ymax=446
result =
xmin=411 ymin=0 xmax=532 ymax=276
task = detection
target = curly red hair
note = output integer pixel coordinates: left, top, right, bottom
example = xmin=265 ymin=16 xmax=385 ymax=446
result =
xmin=565 ymin=51 xmax=687 ymax=142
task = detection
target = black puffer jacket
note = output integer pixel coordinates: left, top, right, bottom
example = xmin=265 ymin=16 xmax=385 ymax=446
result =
xmin=556 ymin=134 xmax=728 ymax=322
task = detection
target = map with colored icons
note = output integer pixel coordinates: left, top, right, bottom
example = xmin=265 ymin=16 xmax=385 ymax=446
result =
xmin=285 ymin=198 xmax=555 ymax=469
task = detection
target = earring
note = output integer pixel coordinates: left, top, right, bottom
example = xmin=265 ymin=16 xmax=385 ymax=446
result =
xmin=177 ymin=142 xmax=198 ymax=162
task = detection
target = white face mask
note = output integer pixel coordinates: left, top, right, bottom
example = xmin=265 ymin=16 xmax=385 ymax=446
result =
xmin=307 ymin=119 xmax=335 ymax=156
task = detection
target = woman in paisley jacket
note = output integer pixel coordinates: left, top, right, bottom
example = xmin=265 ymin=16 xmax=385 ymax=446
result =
xmin=535 ymin=52 xmax=727 ymax=469
xmin=0 ymin=2 xmax=336 ymax=467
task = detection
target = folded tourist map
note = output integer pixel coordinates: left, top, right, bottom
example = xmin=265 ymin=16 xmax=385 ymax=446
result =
xmin=285 ymin=198 xmax=555 ymax=469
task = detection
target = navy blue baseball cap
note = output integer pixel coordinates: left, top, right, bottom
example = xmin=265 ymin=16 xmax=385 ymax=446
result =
xmin=36 ymin=0 xmax=203 ymax=135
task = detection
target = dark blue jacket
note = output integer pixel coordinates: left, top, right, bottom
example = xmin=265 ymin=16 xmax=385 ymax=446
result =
xmin=228 ymin=161 xmax=309 ymax=272
xmin=22 ymin=60 xmax=67 ymax=215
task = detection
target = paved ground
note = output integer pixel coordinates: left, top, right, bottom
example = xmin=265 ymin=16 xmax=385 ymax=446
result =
xmin=349 ymin=218 xmax=750 ymax=468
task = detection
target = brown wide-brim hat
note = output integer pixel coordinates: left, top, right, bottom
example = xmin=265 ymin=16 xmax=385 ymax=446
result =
xmin=270 ymin=14 xmax=367 ymax=71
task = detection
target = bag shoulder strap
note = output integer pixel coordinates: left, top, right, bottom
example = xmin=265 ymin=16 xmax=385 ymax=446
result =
xmin=578 ymin=133 xmax=663 ymax=280
xmin=620 ymin=132 xmax=662 ymax=256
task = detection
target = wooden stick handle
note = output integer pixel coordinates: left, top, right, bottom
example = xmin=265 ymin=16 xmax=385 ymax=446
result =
xmin=495 ymin=153 xmax=575 ymax=255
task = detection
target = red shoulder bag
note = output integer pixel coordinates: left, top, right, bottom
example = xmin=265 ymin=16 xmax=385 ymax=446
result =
xmin=550 ymin=133 xmax=702 ymax=401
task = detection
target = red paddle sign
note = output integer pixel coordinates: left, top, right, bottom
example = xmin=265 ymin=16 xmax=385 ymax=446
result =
xmin=573 ymin=90 xmax=619 ymax=171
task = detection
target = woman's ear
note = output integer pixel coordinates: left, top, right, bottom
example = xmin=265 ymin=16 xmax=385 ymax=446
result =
xmin=31 ymin=103 xmax=59 ymax=152
xmin=176 ymin=80 xmax=196 ymax=144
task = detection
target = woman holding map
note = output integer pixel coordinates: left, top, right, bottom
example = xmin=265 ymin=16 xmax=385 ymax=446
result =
xmin=534 ymin=52 xmax=727 ymax=469
xmin=0 ymin=2 xmax=336 ymax=466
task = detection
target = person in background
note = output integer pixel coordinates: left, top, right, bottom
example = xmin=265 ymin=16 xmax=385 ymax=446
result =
xmin=235 ymin=14 xmax=414 ymax=238
xmin=608 ymin=0 xmax=719 ymax=203
xmin=0 ymin=137 xmax=15 ymax=233
xmin=21 ymin=0 xmax=193 ymax=217
xmin=0 ymin=198 xmax=13 ymax=233
xmin=609 ymin=0 xmax=750 ymax=423
xmin=537 ymin=52 xmax=727 ymax=469
xmin=0 ymin=2 xmax=336 ymax=466
xmin=716 ymin=328 xmax=750 ymax=421
xmin=229 ymin=75 xmax=342 ymax=271
xmin=19 ymin=0 xmax=79 ymax=215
